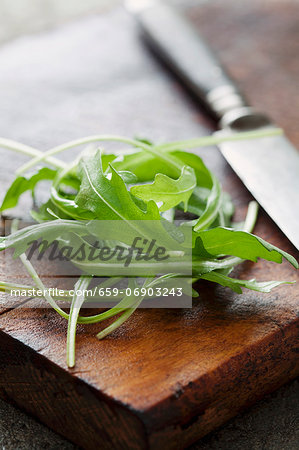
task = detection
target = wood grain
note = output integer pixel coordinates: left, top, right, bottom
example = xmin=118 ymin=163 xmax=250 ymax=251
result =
xmin=0 ymin=3 xmax=298 ymax=449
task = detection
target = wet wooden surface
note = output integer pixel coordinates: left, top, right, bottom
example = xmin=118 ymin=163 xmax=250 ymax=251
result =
xmin=0 ymin=2 xmax=298 ymax=449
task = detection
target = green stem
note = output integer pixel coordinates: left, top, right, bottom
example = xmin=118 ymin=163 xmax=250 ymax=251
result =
xmin=67 ymin=275 xmax=92 ymax=368
xmin=4 ymin=128 xmax=282 ymax=177
xmin=96 ymin=299 xmax=142 ymax=340
xmin=16 ymin=135 xmax=155 ymax=175
xmin=193 ymin=173 xmax=222 ymax=231
xmin=11 ymin=220 xmax=69 ymax=319
xmin=13 ymin=129 xmax=281 ymax=179
xmin=0 ymin=137 xmax=66 ymax=170
xmin=95 ymin=278 xmax=151 ymax=339
xmin=19 ymin=252 xmax=69 ymax=319
xmin=243 ymin=201 xmax=259 ymax=232
xmin=155 ymin=128 xmax=283 ymax=152
xmin=83 ymin=291 xmax=138 ymax=325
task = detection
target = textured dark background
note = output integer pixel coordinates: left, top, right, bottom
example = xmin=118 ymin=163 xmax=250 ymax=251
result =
xmin=0 ymin=1 xmax=298 ymax=449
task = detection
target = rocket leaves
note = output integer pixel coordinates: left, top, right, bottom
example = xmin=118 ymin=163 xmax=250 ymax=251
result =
xmin=200 ymin=272 xmax=294 ymax=294
xmin=0 ymin=128 xmax=297 ymax=367
xmin=2 ymin=141 xmax=297 ymax=270
xmin=75 ymin=149 xmax=160 ymax=221
xmin=131 ymin=165 xmax=196 ymax=212
xmin=194 ymin=227 xmax=298 ymax=268
xmin=0 ymin=167 xmax=57 ymax=212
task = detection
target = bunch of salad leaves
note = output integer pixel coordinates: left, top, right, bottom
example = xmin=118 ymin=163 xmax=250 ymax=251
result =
xmin=0 ymin=129 xmax=297 ymax=367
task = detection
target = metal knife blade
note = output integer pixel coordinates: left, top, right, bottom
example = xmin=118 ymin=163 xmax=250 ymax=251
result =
xmin=218 ymin=129 xmax=299 ymax=250
xmin=126 ymin=0 xmax=299 ymax=250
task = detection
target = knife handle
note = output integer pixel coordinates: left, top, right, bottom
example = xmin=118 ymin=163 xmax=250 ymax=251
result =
xmin=132 ymin=2 xmax=249 ymax=122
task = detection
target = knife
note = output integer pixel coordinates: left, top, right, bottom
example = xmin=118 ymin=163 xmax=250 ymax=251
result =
xmin=125 ymin=0 xmax=299 ymax=251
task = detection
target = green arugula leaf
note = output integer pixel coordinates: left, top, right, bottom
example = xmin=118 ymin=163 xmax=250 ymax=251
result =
xmin=117 ymin=170 xmax=138 ymax=184
xmin=51 ymin=185 xmax=95 ymax=220
xmin=50 ymin=164 xmax=97 ymax=220
xmin=31 ymin=199 xmax=74 ymax=222
xmin=183 ymin=187 xmax=209 ymax=217
xmin=101 ymin=154 xmax=117 ymax=172
xmin=172 ymin=151 xmax=213 ymax=188
xmin=195 ymin=227 xmax=298 ymax=267
xmin=75 ymin=149 xmax=160 ymax=221
xmin=73 ymin=150 xmax=185 ymax=248
xmin=114 ymin=149 xmax=213 ymax=185
xmin=0 ymin=167 xmax=57 ymax=212
xmin=0 ymin=220 xmax=87 ymax=257
xmin=131 ymin=166 xmax=196 ymax=212
xmin=201 ymin=271 xmax=294 ymax=293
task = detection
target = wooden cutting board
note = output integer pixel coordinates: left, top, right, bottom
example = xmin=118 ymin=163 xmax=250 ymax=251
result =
xmin=0 ymin=2 xmax=298 ymax=449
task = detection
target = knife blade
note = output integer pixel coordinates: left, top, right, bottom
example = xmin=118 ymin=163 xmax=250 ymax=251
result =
xmin=125 ymin=0 xmax=299 ymax=250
